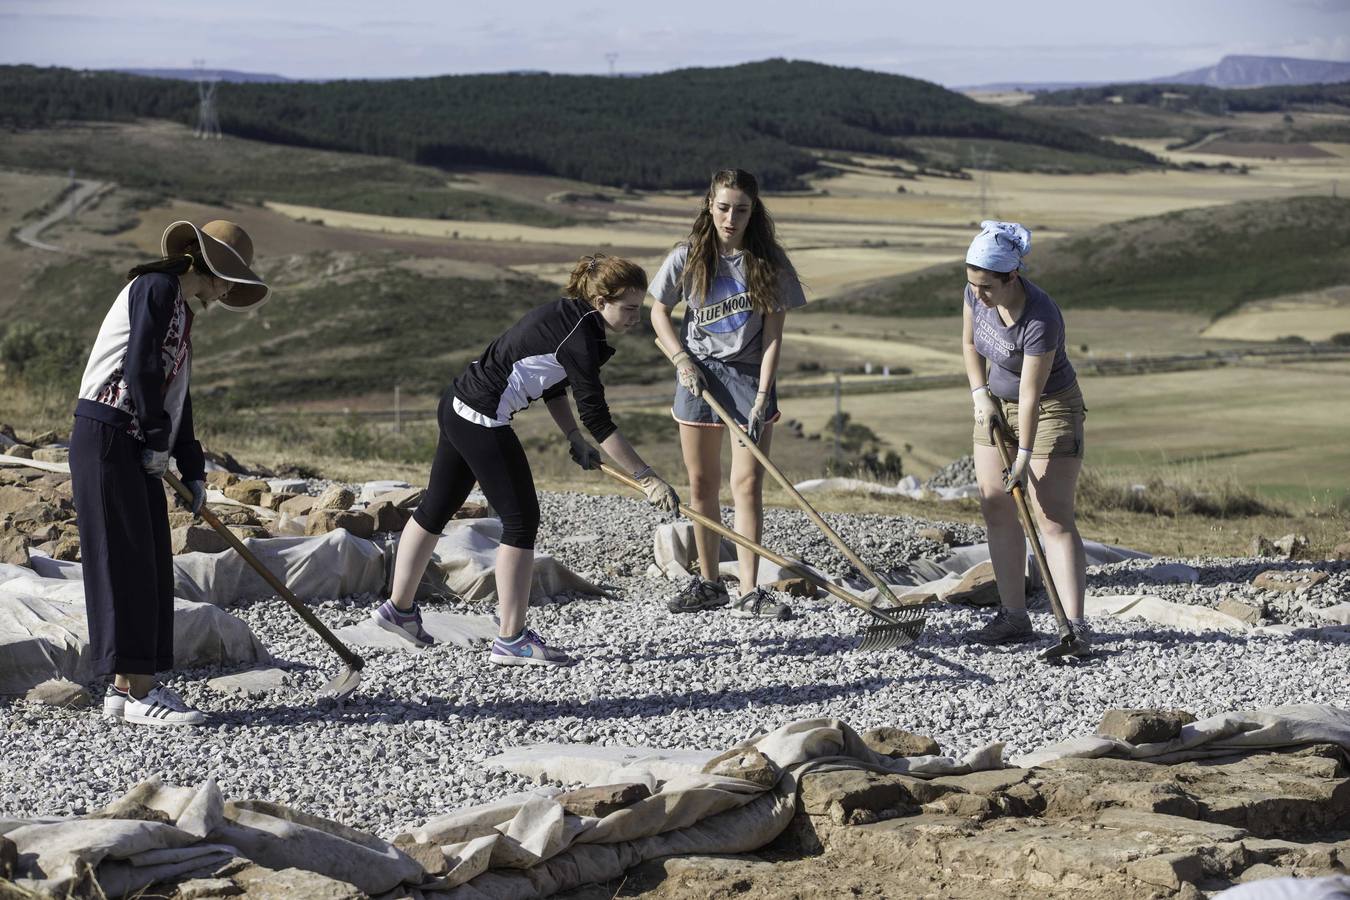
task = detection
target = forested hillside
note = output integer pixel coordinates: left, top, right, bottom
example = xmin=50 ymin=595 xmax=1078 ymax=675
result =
xmin=1029 ymin=81 xmax=1350 ymax=114
xmin=0 ymin=60 xmax=1157 ymax=189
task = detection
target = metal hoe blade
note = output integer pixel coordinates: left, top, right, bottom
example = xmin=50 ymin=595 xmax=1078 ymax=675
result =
xmin=858 ymin=606 xmax=927 ymax=651
xmin=316 ymin=664 xmax=363 ymax=701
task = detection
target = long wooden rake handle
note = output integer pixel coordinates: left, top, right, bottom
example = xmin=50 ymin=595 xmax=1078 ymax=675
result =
xmin=987 ymin=421 xmax=1074 ymax=641
xmin=164 ymin=472 xmax=365 ymax=672
xmin=599 ymin=463 xmax=907 ymax=625
xmin=655 ymin=339 xmax=908 ymax=610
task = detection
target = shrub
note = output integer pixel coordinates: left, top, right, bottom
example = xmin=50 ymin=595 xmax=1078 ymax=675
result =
xmin=1077 ymin=469 xmax=1282 ymax=518
xmin=0 ymin=322 xmax=85 ymax=390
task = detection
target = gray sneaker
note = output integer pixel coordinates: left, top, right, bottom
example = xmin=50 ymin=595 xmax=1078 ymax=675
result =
xmin=968 ymin=608 xmax=1035 ymax=645
xmin=667 ymin=577 xmax=730 ymax=613
xmin=731 ymin=587 xmax=793 ymax=620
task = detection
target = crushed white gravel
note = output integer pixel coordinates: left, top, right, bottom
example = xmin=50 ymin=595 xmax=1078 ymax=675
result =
xmin=2 ymin=488 xmax=1347 ymax=838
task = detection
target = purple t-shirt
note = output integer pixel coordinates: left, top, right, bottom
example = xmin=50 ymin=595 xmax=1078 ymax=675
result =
xmin=966 ymin=278 xmax=1076 ymax=401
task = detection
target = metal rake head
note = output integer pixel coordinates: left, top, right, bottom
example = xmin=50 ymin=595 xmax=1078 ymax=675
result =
xmin=857 ymin=606 xmax=927 ymax=651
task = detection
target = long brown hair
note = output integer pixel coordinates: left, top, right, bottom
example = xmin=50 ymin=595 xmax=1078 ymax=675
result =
xmin=682 ymin=168 xmax=797 ymax=317
xmin=564 ymin=253 xmax=648 ymax=309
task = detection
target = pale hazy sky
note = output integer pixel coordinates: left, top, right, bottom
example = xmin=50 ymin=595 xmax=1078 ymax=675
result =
xmin=1 ymin=0 xmax=1347 ymax=85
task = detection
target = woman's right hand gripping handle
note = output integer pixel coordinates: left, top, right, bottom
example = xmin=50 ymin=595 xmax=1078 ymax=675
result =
xmin=670 ymin=350 xmax=705 ymax=396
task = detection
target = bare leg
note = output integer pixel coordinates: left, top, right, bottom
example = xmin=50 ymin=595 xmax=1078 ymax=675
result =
xmin=1026 ymin=456 xmax=1086 ymax=619
xmin=115 ymin=673 xmax=155 ymax=697
xmin=730 ymin=425 xmax=772 ymax=595
xmin=495 ymin=544 xmax=534 ymax=638
xmin=680 ymin=424 xmax=724 ymax=582
xmin=975 ymin=443 xmax=1027 ymax=610
xmin=389 ymin=518 xmax=442 ymax=611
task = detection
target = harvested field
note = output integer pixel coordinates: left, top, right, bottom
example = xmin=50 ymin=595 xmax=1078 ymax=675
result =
xmin=1197 ymin=140 xmax=1336 ymax=159
xmin=1202 ymin=286 xmax=1350 ymax=342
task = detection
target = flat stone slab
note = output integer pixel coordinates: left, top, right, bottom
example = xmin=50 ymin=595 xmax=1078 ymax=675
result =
xmin=206 ymin=667 xmax=293 ymax=698
xmin=360 ymin=480 xmax=413 ymax=502
xmin=484 ymin=743 xmax=720 ymax=785
xmin=266 ymin=478 xmax=310 ymax=494
xmin=333 ymin=611 xmax=497 ymax=650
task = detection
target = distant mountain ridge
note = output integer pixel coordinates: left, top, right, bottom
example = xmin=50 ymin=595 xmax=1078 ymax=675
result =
xmin=1156 ymin=55 xmax=1350 ymax=88
xmin=962 ymin=54 xmax=1350 ymax=93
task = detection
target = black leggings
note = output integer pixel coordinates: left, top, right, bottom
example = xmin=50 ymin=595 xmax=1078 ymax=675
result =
xmin=412 ymin=391 xmax=540 ymax=549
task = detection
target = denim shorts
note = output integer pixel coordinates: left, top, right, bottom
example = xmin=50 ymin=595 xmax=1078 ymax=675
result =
xmin=671 ymin=356 xmax=780 ymax=429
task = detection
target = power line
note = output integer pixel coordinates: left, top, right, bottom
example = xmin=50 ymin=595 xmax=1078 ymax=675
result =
xmin=193 ymin=59 xmax=221 ymax=140
xmin=605 ymin=53 xmax=619 ymax=77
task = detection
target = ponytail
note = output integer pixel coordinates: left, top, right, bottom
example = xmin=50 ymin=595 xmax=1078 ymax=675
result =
xmin=564 ymin=253 xmax=648 ymax=309
xmin=126 ymin=244 xmax=211 ymax=282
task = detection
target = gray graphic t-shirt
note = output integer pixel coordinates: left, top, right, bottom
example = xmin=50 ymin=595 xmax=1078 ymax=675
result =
xmin=650 ymin=244 xmax=807 ymax=365
xmin=967 ymin=277 xmax=1076 ymax=400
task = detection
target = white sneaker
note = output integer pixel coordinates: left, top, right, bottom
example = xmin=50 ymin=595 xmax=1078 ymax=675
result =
xmin=123 ymin=685 xmax=207 ymax=727
xmin=103 ymin=685 xmax=128 ymax=720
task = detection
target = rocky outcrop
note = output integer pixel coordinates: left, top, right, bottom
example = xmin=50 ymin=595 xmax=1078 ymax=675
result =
xmin=769 ymin=745 xmax=1350 ymax=899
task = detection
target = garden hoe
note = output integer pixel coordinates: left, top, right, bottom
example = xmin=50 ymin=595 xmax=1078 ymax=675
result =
xmin=164 ymin=472 xmax=365 ymax=699
xmin=986 ymin=420 xmax=1079 ymax=662
xmin=655 ymin=341 xmax=927 ymax=649
xmin=601 ymin=464 xmax=923 ymax=650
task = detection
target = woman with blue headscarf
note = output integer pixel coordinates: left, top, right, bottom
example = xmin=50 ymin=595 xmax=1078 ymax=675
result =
xmin=960 ymin=220 xmax=1089 ymax=657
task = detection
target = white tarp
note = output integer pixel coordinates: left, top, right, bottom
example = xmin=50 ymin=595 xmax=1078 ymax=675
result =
xmin=0 ymin=564 xmax=271 ymax=696
xmin=416 ymin=518 xmax=605 ymax=604
xmin=172 ymin=530 xmax=388 ymax=606
xmin=794 ymin=474 xmax=980 ymax=502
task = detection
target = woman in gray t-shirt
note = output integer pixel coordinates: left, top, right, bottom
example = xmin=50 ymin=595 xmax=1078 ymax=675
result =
xmin=651 ymin=168 xmax=807 ymax=620
xmin=960 ymin=221 xmax=1090 ymax=657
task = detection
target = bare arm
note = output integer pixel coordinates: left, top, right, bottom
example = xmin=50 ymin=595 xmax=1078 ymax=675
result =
xmin=1016 ymin=353 xmax=1054 ymax=451
xmin=546 ymin=393 xmax=650 ymax=475
xmin=758 ymin=309 xmax=786 ymax=390
xmin=961 ymin=302 xmax=988 ymax=391
xmin=651 ymin=298 xmax=683 ymax=359
xmin=544 ymin=394 xmax=580 ymax=437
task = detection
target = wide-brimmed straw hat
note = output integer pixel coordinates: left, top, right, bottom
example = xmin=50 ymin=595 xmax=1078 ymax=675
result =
xmin=160 ymin=220 xmax=270 ymax=311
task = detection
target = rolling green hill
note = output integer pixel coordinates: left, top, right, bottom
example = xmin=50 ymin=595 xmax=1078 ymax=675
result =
xmin=0 ymin=121 xmax=580 ymax=226
xmin=10 ymin=252 xmax=670 ymax=410
xmin=0 ymin=61 xmax=1158 ymax=190
xmin=826 ymin=196 xmax=1350 ymax=318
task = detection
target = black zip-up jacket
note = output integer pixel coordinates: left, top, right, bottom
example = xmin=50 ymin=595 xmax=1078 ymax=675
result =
xmin=451 ymin=298 xmax=618 ymax=442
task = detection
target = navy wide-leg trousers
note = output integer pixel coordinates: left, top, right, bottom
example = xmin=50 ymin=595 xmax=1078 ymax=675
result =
xmin=69 ymin=412 xmax=174 ymax=676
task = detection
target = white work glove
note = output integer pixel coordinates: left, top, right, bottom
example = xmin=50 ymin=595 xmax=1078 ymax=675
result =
xmin=565 ymin=429 xmax=602 ymax=471
xmin=633 ymin=465 xmax=680 ymax=514
xmin=671 ymin=349 xmax=705 ymax=396
xmin=972 ymin=386 xmax=1002 ymax=431
xmin=1003 ymin=448 xmax=1032 ymax=494
xmin=175 ymin=479 xmax=207 ymax=515
xmin=744 ymin=391 xmax=770 ymax=445
xmin=140 ymin=446 xmax=171 ymax=477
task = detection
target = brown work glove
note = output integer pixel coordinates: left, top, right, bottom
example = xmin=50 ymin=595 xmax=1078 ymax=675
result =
xmin=634 ymin=465 xmax=680 ymax=513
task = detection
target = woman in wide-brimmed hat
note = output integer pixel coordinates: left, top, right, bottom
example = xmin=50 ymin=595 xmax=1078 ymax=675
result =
xmin=70 ymin=219 xmax=269 ymax=727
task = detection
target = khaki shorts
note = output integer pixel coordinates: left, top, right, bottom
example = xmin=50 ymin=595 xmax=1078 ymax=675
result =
xmin=973 ymin=383 xmax=1086 ymax=459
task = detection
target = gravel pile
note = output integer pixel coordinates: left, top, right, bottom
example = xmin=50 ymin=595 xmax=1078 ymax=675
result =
xmin=925 ymin=455 xmax=976 ymax=489
xmin=1087 ymin=556 xmax=1350 ymax=628
xmin=2 ymin=489 xmax=1348 ymax=839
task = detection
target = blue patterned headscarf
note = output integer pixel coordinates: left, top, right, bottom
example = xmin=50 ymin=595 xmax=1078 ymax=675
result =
xmin=966 ymin=220 xmax=1031 ymax=272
